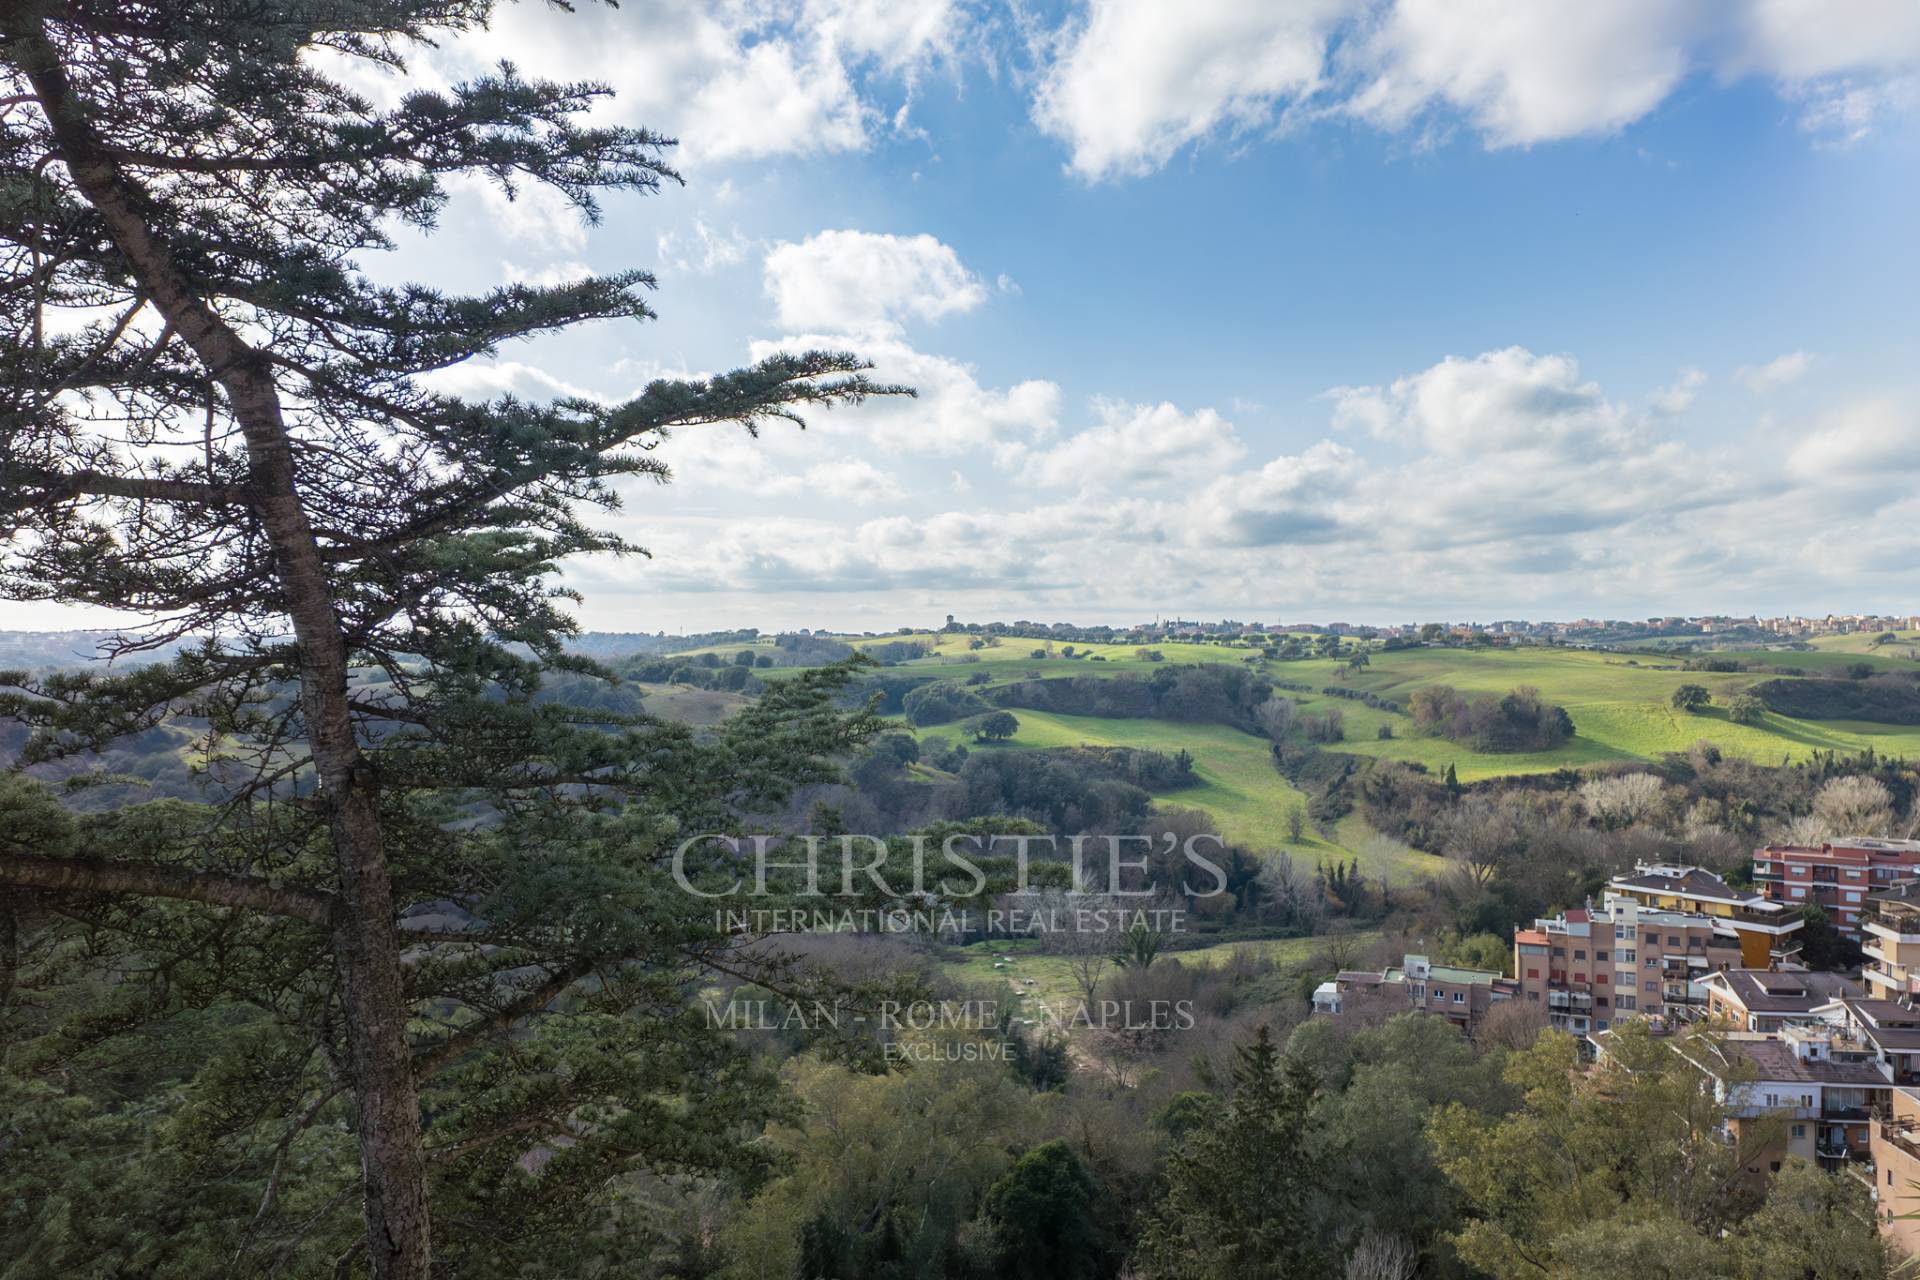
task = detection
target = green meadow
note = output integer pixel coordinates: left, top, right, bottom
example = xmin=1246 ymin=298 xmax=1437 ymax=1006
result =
xmin=942 ymin=932 xmax=1378 ymax=1031
xmin=671 ymin=633 xmax=1920 ymax=885
xmin=918 ymin=707 xmax=1442 ymax=883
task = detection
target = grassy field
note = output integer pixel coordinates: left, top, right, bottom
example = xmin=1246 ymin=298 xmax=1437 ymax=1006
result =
xmin=942 ymin=932 xmax=1372 ymax=1029
xmin=633 ymin=682 xmax=752 ymax=725
xmin=918 ymin=707 xmax=1443 ymax=882
xmin=648 ymin=634 xmax=1920 ymax=891
xmin=1257 ymin=646 xmax=1920 ymax=779
xmin=865 ymin=637 xmax=1920 ymax=779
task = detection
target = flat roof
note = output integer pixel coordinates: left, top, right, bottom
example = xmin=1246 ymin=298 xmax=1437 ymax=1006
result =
xmin=1714 ymin=1038 xmax=1889 ymax=1088
xmin=1708 ymin=968 xmax=1861 ymax=1013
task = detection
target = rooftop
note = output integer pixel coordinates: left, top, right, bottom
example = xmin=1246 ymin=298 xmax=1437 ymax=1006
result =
xmin=1708 ymin=968 xmax=1861 ymax=1013
xmin=1840 ymin=999 xmax=1920 ymax=1051
xmin=1609 ymin=863 xmax=1776 ymax=911
xmin=1708 ymin=1037 xmax=1889 ymax=1088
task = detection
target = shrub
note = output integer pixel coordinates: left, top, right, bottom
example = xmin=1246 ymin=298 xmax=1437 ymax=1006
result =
xmin=1409 ymin=684 xmax=1574 ymax=752
xmin=903 ymin=681 xmax=990 ymax=726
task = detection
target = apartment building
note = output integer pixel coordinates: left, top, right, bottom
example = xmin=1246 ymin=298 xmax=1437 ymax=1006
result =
xmin=1311 ymin=953 xmax=1517 ymax=1035
xmin=1863 ymin=877 xmax=1920 ymax=1001
xmin=1605 ymin=863 xmax=1805 ymax=968
xmin=1672 ymin=1023 xmax=1888 ymax=1176
xmin=1752 ymin=838 xmax=1920 ymax=938
xmin=1700 ymin=969 xmax=1861 ymax=1032
xmin=1870 ymin=1088 xmax=1920 ymax=1256
xmin=1514 ymin=893 xmax=1747 ymax=1036
xmin=1824 ymin=998 xmax=1920 ymax=1088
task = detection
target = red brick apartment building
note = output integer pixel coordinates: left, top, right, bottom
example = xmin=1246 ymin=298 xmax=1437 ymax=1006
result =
xmin=1753 ymin=838 xmax=1920 ymax=937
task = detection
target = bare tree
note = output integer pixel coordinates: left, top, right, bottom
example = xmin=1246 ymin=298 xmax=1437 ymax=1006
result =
xmin=1477 ymin=998 xmax=1549 ymax=1053
xmin=1259 ymin=850 xmax=1324 ymax=930
xmin=1068 ymin=950 xmax=1111 ymax=1008
xmin=1257 ymin=696 xmax=1300 ymax=744
xmin=1437 ymin=793 xmax=1533 ymax=887
xmin=1812 ymin=774 xmax=1895 ymax=838
xmin=1319 ymin=931 xmax=1363 ymax=975
xmin=1579 ymin=772 xmax=1670 ymax=830
xmin=1345 ymin=1231 xmax=1418 ymax=1280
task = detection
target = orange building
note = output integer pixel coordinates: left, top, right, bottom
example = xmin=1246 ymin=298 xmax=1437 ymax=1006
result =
xmin=1606 ymin=863 xmax=1805 ymax=969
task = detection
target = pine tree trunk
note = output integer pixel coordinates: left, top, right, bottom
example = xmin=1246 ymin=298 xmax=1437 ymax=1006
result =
xmin=6 ymin=19 xmax=432 ymax=1277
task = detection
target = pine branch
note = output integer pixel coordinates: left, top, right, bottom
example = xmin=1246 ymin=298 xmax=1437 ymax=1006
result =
xmin=0 ymin=854 xmax=336 ymax=925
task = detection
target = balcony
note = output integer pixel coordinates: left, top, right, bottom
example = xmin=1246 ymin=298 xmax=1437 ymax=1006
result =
xmin=1548 ymin=990 xmax=1594 ymax=1010
xmin=1865 ymin=918 xmax=1920 ymax=945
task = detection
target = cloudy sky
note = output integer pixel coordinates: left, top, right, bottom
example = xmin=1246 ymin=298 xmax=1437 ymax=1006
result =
xmin=117 ymin=2 xmax=1920 ymax=631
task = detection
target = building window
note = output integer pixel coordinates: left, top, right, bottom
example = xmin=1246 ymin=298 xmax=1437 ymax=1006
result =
xmin=1597 ymin=950 xmax=1610 ymax=962
xmin=1526 ymin=968 xmax=1539 ymax=979
xmin=1792 ymin=1125 xmax=1805 ymax=1138
xmin=1620 ymin=950 xmax=1636 ymax=963
xmin=1645 ymin=980 xmax=1658 ymax=993
xmin=1574 ymin=950 xmax=1586 ymax=960
xmin=1453 ymin=992 xmax=1464 ymax=1004
xmin=1617 ymin=996 xmax=1636 ymax=1010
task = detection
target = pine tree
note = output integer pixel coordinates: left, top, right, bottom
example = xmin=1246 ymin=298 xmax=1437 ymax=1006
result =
xmin=0 ymin=6 xmax=906 ymax=1276
xmin=1135 ymin=1025 xmax=1329 ymax=1278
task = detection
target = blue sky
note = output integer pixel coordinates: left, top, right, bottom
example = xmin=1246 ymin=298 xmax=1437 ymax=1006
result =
xmin=45 ymin=1 xmax=1920 ymax=635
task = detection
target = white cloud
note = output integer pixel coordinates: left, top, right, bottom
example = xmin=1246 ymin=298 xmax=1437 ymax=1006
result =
xmin=1007 ymin=399 xmax=1246 ymax=489
xmin=500 ymin=259 xmax=596 ymax=288
xmin=745 ymin=332 xmax=1061 ymax=454
xmin=1342 ymin=0 xmax=1694 ymax=147
xmin=1029 ymin=0 xmax=1920 ymax=177
xmin=418 ymin=359 xmax=603 ymax=402
xmin=762 ymin=231 xmax=989 ymax=335
xmin=1651 ymin=367 xmax=1707 ymax=415
xmin=1724 ymin=0 xmax=1920 ymax=82
xmin=1790 ymin=75 xmax=1920 ymax=145
xmin=1032 ymin=0 xmax=1350 ymax=179
xmin=571 ymin=341 xmax=1919 ymax=625
xmin=1786 ymin=398 xmax=1920 ymax=479
xmin=656 ymin=219 xmax=754 ymax=275
xmin=1736 ymin=350 xmax=1813 ymax=393
xmin=1187 ymin=441 xmax=1360 ymax=546
xmin=1329 ymin=346 xmax=1629 ymax=455
xmin=420 ymin=0 xmax=965 ymax=167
